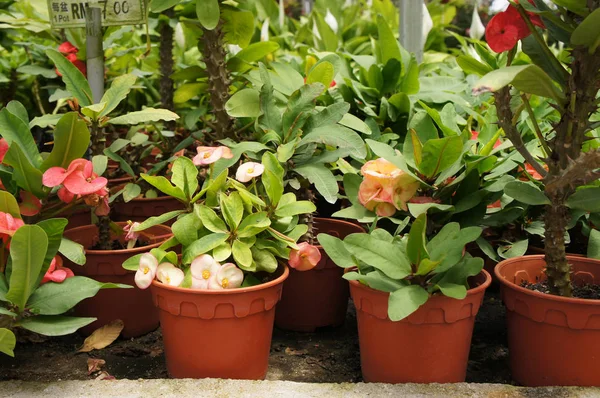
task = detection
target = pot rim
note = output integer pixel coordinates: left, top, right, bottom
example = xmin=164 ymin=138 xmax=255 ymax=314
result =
xmin=494 ymin=254 xmax=600 ymax=306
xmin=151 ymin=263 xmax=290 ymax=295
xmin=64 ymin=222 xmax=172 ymax=255
xmin=312 ymin=216 xmax=365 ymax=249
xmin=346 ymin=267 xmax=492 ymax=298
xmin=120 ymin=195 xmax=182 ymax=203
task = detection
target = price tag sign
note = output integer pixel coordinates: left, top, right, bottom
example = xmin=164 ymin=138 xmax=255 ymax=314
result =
xmin=47 ymin=0 xmax=146 ymax=28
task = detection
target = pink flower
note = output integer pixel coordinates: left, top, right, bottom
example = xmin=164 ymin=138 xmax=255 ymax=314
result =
xmin=0 ymin=139 xmax=8 ymax=163
xmin=289 ymin=242 xmax=321 ymax=271
xmin=156 ymin=263 xmax=184 ymax=287
xmin=18 ymin=191 xmax=42 ymax=216
xmin=235 ymin=162 xmax=264 ymax=183
xmin=134 ymin=253 xmax=158 ymax=290
xmin=0 ymin=212 xmax=24 ymax=245
xmin=208 ymin=263 xmax=244 ymax=289
xmin=358 ymin=158 xmax=419 ymax=216
xmin=40 ymin=256 xmax=74 ymax=285
xmin=192 ymin=146 xmax=234 ymax=166
xmin=123 ymin=221 xmax=141 ymax=249
xmin=190 ymin=254 xmax=220 ymax=289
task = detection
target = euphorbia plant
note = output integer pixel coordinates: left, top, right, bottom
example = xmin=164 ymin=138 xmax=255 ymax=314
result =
xmin=473 ymin=0 xmax=600 ymax=296
xmin=318 ymin=214 xmax=484 ymax=320
xmin=123 ymin=151 xmax=319 ymax=289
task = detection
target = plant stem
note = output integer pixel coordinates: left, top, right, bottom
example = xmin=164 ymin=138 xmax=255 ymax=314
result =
xmin=543 ymin=198 xmax=572 ymax=296
xmin=90 ymin=120 xmax=112 ymax=250
xmin=158 ymin=9 xmax=175 ymax=114
xmin=520 ymin=94 xmax=551 ymax=157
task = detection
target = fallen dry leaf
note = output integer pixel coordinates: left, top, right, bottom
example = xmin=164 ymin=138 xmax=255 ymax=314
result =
xmin=95 ymin=371 xmax=116 ymax=381
xmin=87 ymin=358 xmax=106 ymax=375
xmin=285 ymin=347 xmax=307 ymax=356
xmin=78 ymin=320 xmax=124 ymax=353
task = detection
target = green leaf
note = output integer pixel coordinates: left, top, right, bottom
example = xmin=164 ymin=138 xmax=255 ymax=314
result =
xmin=0 ymin=191 xmax=21 ymax=219
xmin=314 ymin=12 xmax=338 ymax=51
xmin=376 ymin=14 xmax=401 ymax=65
xmin=294 ymin=164 xmax=339 ymax=204
xmin=407 ymin=214 xmax=428 ymax=266
xmin=232 ymin=239 xmax=253 ymax=270
xmin=17 ymin=65 xmax=57 ymax=79
xmin=300 ymin=125 xmax=367 ymax=159
xmin=228 ymin=42 xmax=280 ymax=73
xmin=104 ymin=148 xmax=135 ymax=177
xmin=36 ymin=218 xmax=68 ymax=284
xmin=261 ymin=152 xmax=284 ymax=205
xmin=504 ymin=181 xmax=550 ymax=205
xmin=282 ymin=84 xmax=323 ymax=140
xmin=388 ymin=285 xmax=429 ymax=321
xmin=196 ymin=0 xmax=219 ymax=30
xmin=171 ymin=156 xmax=198 ymax=200
xmin=140 ymin=174 xmax=187 ymax=202
xmin=92 ymin=155 xmax=108 ymax=176
xmin=107 ymin=108 xmax=179 ymax=125
xmin=46 ymin=49 xmax=92 ymax=107
xmin=344 ymin=233 xmax=412 ymax=279
xmin=456 ymin=55 xmax=493 ymax=76
xmin=436 ymin=282 xmax=467 ymax=299
xmin=306 ymin=61 xmax=334 ymax=89
xmin=473 ymin=65 xmax=566 ymax=105
xmin=221 ymin=9 xmax=254 ymax=48
xmin=27 ymin=276 xmax=129 ymax=315
xmin=134 ymin=210 xmax=186 ymax=232
xmin=416 ymin=258 xmax=440 ymax=276
xmin=317 ymin=233 xmax=357 ymax=268
xmin=6 ymin=225 xmax=48 ymax=310
xmin=225 ymin=89 xmax=260 ymax=118
xmin=407 ymin=203 xmax=454 ymax=218
xmin=3 ymin=145 xmax=44 ymax=197
xmin=588 ymin=229 xmax=600 ymax=259
xmin=122 ymin=183 xmax=142 ymax=202
xmin=275 ymin=201 xmax=316 ymax=218
xmin=571 ymin=8 xmax=600 ymax=53
xmin=6 ymin=101 xmax=28 ymax=124
xmin=567 ymin=187 xmax=600 ymax=212
xmin=237 ymin=212 xmax=271 ymax=238
xmin=42 ymin=113 xmax=90 ymax=171
xmin=195 ymin=205 xmax=228 ymax=233
xmin=251 ymin=247 xmax=277 ymax=273
xmin=0 ymin=328 xmax=15 ymax=357
xmin=59 ymin=238 xmax=86 ymax=265
xmin=0 ymin=108 xmax=42 ymax=167
xmin=29 ymin=114 xmax=63 ymax=128
xmin=122 ymin=253 xmax=143 ymax=271
xmin=19 ymin=316 xmax=96 ymax=336
xmin=182 ymin=233 xmax=228 ymax=264
xmin=418 ymin=136 xmax=463 ymax=178
xmin=221 ymin=192 xmax=243 ymax=230
xmin=174 ymin=83 xmax=206 ymax=103
xmin=150 ymin=0 xmax=181 ymax=13
xmin=171 ymin=213 xmax=200 ymax=246
xmin=100 ymin=74 xmax=137 ymax=117
xmin=498 ymin=239 xmax=529 ymax=259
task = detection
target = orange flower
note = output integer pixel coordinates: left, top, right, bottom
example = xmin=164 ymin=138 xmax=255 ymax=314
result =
xmin=289 ymin=243 xmax=321 ymax=271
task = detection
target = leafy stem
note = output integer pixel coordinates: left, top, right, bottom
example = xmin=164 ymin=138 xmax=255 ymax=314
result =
xmin=520 ymin=94 xmax=551 ymax=156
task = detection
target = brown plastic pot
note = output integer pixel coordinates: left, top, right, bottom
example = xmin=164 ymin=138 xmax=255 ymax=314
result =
xmin=275 ymin=218 xmax=365 ymax=332
xmin=62 ymin=222 xmax=172 ymax=338
xmin=57 ymin=207 xmax=91 ymax=230
xmin=150 ymin=265 xmax=289 ymax=379
xmin=112 ymin=196 xmax=186 ymax=223
xmin=495 ymin=255 xmax=600 ymax=386
xmin=350 ymin=270 xmax=491 ymax=383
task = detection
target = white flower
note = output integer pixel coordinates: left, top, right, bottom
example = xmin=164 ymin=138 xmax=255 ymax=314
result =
xmin=208 ymin=263 xmax=244 ymax=290
xmin=236 ymin=162 xmax=265 ymax=183
xmin=469 ymin=4 xmax=485 ymax=40
xmin=324 ymin=9 xmax=338 ymax=33
xmin=134 ymin=253 xmax=158 ymax=290
xmin=156 ymin=263 xmax=184 ymax=287
xmin=261 ymin=18 xmax=270 ymax=42
xmin=422 ymin=3 xmax=433 ymax=44
xmin=489 ymin=0 xmax=509 ymax=14
xmin=190 ymin=254 xmax=221 ymax=289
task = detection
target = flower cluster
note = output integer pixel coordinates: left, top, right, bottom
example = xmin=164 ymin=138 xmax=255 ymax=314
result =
xmin=42 ymin=159 xmax=109 ymax=216
xmin=57 ymin=42 xmax=87 ymax=77
xmin=486 ymin=0 xmax=545 ymax=53
xmin=190 ymin=254 xmax=243 ymax=289
xmin=358 ymin=158 xmax=420 ymax=217
xmin=134 ymin=253 xmax=186 ymax=289
xmin=40 ymin=256 xmax=74 ymax=285
xmin=192 ymin=146 xmax=233 ymax=166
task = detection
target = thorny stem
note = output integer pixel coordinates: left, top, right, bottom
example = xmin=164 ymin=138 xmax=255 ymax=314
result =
xmin=90 ymin=120 xmax=112 ymax=250
xmin=158 ymin=9 xmax=175 ymax=114
xmin=520 ymin=94 xmax=551 ymax=156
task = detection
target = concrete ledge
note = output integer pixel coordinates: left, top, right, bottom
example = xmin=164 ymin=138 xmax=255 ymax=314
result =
xmin=1 ymin=379 xmax=600 ymax=398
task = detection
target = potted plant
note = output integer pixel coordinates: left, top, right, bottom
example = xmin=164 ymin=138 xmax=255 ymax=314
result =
xmin=472 ymin=0 xmax=600 ymax=386
xmin=319 ymin=213 xmax=491 ymax=383
xmin=125 ymin=152 xmax=317 ymax=379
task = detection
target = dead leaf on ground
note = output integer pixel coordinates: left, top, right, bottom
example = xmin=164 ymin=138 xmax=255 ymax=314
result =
xmin=78 ymin=320 xmax=124 ymax=353
xmin=87 ymin=358 xmax=106 ymax=375
xmin=285 ymin=347 xmax=307 ymax=356
xmin=95 ymin=371 xmax=116 ymax=381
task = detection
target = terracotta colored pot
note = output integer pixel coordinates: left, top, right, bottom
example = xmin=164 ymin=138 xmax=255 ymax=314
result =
xmin=495 ymin=255 xmax=600 ymax=386
xmin=112 ymin=196 xmax=186 ymax=223
xmin=62 ymin=222 xmax=172 ymax=338
xmin=527 ymin=245 xmax=585 ymax=257
xmin=107 ymin=175 xmax=134 ymax=189
xmin=351 ymin=270 xmax=491 ymax=383
xmin=275 ymin=218 xmax=365 ymax=332
xmin=151 ymin=265 xmax=289 ymax=379
xmin=57 ymin=207 xmax=91 ymax=230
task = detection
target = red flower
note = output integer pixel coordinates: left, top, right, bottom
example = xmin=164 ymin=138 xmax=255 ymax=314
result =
xmin=0 ymin=139 xmax=8 ymax=163
xmin=519 ymin=163 xmax=548 ymax=181
xmin=58 ymin=41 xmax=78 ymax=55
xmin=55 ymin=42 xmax=87 ymax=77
xmin=40 ymin=256 xmax=74 ymax=285
xmin=487 ymin=200 xmax=502 ymax=209
xmin=486 ymin=1 xmax=545 ymax=53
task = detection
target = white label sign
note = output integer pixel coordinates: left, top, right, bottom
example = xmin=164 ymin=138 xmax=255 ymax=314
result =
xmin=47 ymin=0 xmax=146 ymax=28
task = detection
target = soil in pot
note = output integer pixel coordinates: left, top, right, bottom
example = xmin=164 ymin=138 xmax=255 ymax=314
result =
xmin=151 ymin=265 xmax=289 ymax=380
xmin=495 ymin=255 xmax=600 ymax=386
xmin=62 ymin=223 xmax=172 ymax=338
xmin=275 ymin=218 xmax=365 ymax=332
xmin=351 ymin=270 xmax=492 ymax=383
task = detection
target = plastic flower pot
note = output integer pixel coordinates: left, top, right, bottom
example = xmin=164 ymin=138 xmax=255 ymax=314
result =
xmin=495 ymin=255 xmax=600 ymax=386
xmin=58 ymin=207 xmax=91 ymax=230
xmin=150 ymin=264 xmax=289 ymax=379
xmin=62 ymin=222 xmax=172 ymax=338
xmin=112 ymin=196 xmax=186 ymax=223
xmin=275 ymin=218 xmax=365 ymax=332
xmin=350 ymin=269 xmax=491 ymax=383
